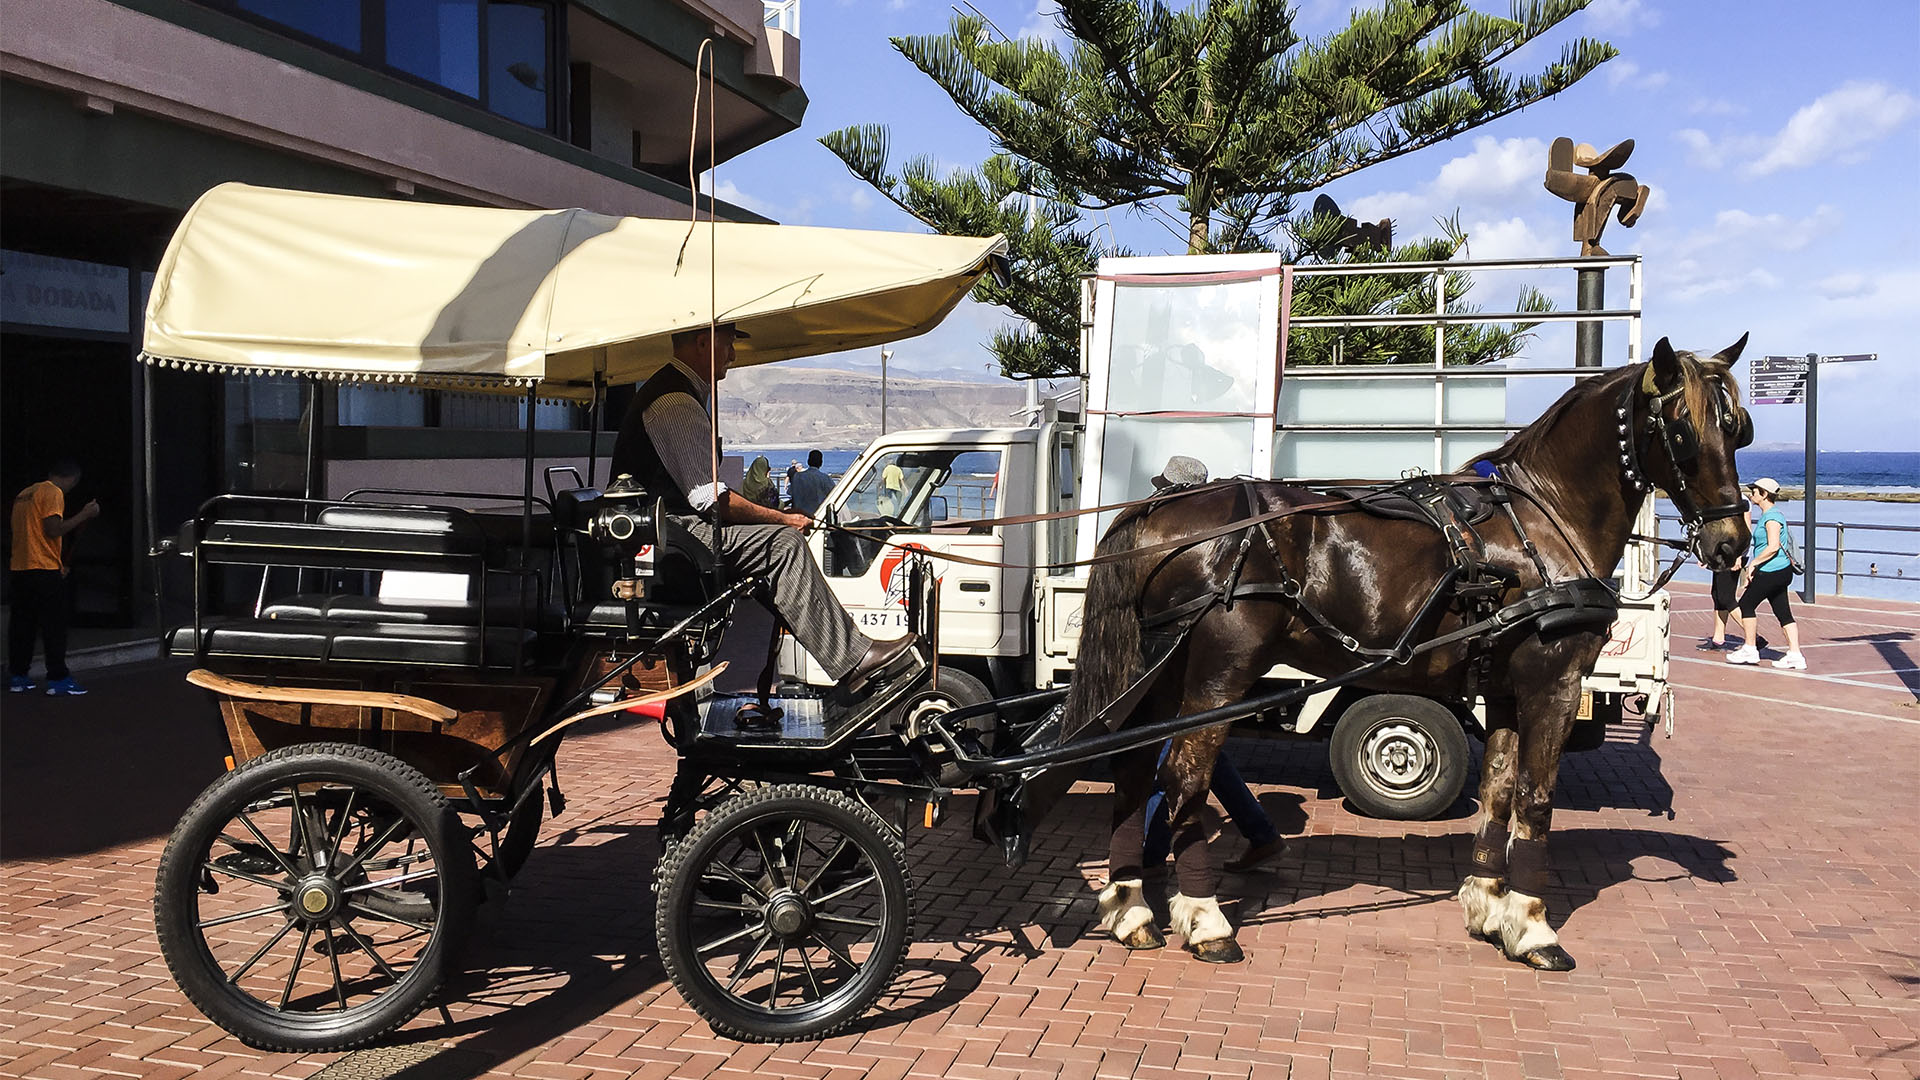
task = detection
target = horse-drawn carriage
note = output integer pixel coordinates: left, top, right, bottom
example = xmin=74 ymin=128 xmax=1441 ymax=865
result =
xmin=143 ymin=185 xmax=1754 ymax=1051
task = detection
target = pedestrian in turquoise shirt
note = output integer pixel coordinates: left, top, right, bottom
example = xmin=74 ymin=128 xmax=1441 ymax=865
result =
xmin=1725 ymin=477 xmax=1805 ymax=670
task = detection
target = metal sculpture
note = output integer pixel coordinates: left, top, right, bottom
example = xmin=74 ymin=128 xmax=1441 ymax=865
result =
xmin=1307 ymin=194 xmax=1394 ymax=257
xmin=1543 ymin=137 xmax=1650 ymax=257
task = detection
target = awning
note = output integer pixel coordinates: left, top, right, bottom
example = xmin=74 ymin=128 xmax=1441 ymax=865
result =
xmin=141 ymin=183 xmax=1006 ymax=398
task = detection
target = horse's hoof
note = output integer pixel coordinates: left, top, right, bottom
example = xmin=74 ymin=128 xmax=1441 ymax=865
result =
xmin=1189 ymin=938 xmax=1244 ymax=964
xmin=1512 ymin=944 xmax=1576 ymax=972
xmin=1120 ymin=925 xmax=1166 ymax=950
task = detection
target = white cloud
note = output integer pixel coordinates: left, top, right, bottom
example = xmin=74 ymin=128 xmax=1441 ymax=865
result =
xmin=1672 ymin=267 xmax=1780 ymax=303
xmin=1605 ymin=58 xmax=1669 ymax=92
xmin=1745 ymin=81 xmax=1919 ymax=177
xmin=1018 ymin=1 xmax=1067 ymax=45
xmin=709 ymin=177 xmax=773 ymax=217
xmin=1814 ymin=272 xmax=1871 ymax=301
xmin=1651 ymin=205 xmax=1841 ymax=304
xmin=1688 ymin=97 xmax=1744 ymax=117
xmin=1348 ymin=135 xmax=1548 ymax=224
xmin=1674 ymin=127 xmax=1734 ymax=170
xmin=1585 ymin=0 xmax=1661 ymax=32
xmin=1459 ymin=217 xmax=1554 ymax=261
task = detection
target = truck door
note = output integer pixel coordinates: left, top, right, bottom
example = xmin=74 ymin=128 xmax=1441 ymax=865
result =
xmin=819 ymin=447 xmax=1010 ymax=654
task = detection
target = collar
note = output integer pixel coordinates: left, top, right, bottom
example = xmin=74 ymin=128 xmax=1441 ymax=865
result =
xmin=665 ymin=357 xmax=713 ymax=405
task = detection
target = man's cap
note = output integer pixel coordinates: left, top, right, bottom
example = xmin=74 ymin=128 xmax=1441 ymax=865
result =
xmin=672 ymin=322 xmax=751 ymax=344
xmin=1747 ymin=477 xmax=1780 ymax=496
xmin=1152 ymin=455 xmax=1209 ymax=489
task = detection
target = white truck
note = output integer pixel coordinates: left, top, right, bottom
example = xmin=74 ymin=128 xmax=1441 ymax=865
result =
xmin=782 ymin=252 xmax=1671 ymax=820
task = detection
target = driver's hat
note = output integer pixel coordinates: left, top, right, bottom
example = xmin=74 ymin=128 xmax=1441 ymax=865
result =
xmin=671 ymin=322 xmax=751 ymax=346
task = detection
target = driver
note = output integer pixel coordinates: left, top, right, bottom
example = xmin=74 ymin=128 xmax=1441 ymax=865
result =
xmin=611 ymin=323 xmax=918 ymax=696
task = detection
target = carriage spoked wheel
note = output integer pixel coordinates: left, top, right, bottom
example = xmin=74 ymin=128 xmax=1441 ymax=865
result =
xmin=654 ymin=784 xmax=912 ymax=1042
xmin=153 ymin=744 xmax=478 ymax=1052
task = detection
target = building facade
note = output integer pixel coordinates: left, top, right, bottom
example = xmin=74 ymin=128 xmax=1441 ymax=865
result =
xmin=1 ymin=0 xmax=804 ymax=627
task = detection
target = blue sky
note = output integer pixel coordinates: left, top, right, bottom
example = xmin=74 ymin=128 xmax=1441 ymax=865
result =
xmin=716 ymin=1 xmax=1918 ymax=451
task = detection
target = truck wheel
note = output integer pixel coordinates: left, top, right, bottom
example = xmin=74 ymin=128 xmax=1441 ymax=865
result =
xmin=1329 ymin=694 xmax=1469 ymax=821
xmin=887 ymin=668 xmax=992 ymax=739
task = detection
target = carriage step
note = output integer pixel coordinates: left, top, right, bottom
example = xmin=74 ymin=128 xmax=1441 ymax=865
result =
xmin=691 ymin=657 xmax=931 ymax=753
xmin=697 ymin=694 xmax=830 ymax=743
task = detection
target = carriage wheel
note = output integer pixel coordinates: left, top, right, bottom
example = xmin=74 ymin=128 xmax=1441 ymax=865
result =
xmin=154 ymin=744 xmax=477 ymax=1052
xmin=1329 ymin=694 xmax=1470 ymax=821
xmin=654 ymin=784 xmax=912 ymax=1042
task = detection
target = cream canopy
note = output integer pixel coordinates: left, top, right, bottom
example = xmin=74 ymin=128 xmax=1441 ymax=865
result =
xmin=141 ymin=183 xmax=1007 ymax=398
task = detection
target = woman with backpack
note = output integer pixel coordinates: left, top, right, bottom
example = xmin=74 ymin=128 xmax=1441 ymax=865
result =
xmin=1726 ymin=477 xmax=1808 ymax=670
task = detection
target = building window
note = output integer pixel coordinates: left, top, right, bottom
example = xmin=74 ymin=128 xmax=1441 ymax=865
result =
xmin=487 ymin=2 xmax=552 ymax=129
xmin=212 ymin=1 xmax=555 ymax=132
xmin=238 ymin=0 xmax=361 ymax=51
xmin=387 ymin=0 xmax=482 ymax=99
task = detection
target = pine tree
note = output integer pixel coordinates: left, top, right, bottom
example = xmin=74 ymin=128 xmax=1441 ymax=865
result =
xmin=823 ymin=0 xmax=1614 ymax=378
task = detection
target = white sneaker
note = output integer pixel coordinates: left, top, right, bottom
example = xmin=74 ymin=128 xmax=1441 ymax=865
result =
xmin=1725 ymin=645 xmax=1760 ymax=665
xmin=1771 ymin=651 xmax=1808 ymax=670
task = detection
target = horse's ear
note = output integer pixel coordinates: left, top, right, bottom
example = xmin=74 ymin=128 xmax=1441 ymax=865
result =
xmin=1649 ymin=336 xmax=1681 ymax=389
xmin=1711 ymin=331 xmax=1750 ymax=366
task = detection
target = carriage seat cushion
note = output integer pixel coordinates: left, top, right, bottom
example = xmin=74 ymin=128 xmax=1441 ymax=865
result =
xmin=169 ymin=618 xmax=536 ymax=667
xmin=263 ymin=593 xmax=480 ymax=625
xmin=199 ymin=511 xmax=485 ymax=567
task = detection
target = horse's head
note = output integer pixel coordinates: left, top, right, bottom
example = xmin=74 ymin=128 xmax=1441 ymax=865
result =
xmin=1629 ymin=334 xmax=1754 ymax=569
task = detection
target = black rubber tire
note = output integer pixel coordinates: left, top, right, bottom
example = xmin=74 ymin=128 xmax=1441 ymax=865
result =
xmin=1329 ymin=694 xmax=1470 ymax=821
xmin=885 ymin=667 xmax=992 ymax=736
xmin=153 ymin=744 xmax=478 ymax=1053
xmin=654 ymin=784 xmax=912 ymax=1042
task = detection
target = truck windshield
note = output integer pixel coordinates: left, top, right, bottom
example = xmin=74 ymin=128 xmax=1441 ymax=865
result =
xmin=838 ymin=449 xmax=1002 ymax=529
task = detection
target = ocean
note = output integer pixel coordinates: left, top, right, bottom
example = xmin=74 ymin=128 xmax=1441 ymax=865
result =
xmin=749 ymin=445 xmax=1919 ymax=603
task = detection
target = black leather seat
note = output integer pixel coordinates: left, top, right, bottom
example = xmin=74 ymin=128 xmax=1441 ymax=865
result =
xmin=198 ymin=506 xmax=485 ymax=572
xmin=169 ymin=618 xmax=536 ymax=667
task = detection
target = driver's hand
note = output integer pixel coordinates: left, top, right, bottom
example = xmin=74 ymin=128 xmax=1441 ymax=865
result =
xmin=782 ymin=511 xmax=812 ymax=531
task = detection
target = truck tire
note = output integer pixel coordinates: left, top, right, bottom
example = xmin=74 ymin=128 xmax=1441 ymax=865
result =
xmin=1329 ymin=694 xmax=1469 ymax=821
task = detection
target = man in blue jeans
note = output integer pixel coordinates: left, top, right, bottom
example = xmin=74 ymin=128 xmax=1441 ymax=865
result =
xmin=1143 ymin=744 xmax=1286 ymax=874
xmin=1139 ymin=455 xmax=1285 ymax=874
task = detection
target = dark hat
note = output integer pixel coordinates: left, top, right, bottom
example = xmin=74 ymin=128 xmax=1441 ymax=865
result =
xmin=1152 ymin=455 xmax=1209 ymax=489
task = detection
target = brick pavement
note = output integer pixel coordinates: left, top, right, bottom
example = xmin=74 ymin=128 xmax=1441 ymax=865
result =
xmin=2 ymin=583 xmax=1916 ymax=1079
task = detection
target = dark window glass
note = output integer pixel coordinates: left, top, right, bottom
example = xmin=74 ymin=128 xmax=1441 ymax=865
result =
xmin=487 ymin=2 xmax=551 ymax=129
xmin=238 ymin=0 xmax=361 ymax=50
xmin=387 ymin=0 xmax=481 ymax=98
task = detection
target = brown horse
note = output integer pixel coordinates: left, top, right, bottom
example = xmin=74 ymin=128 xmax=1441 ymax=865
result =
xmin=1030 ymin=336 xmax=1752 ymax=969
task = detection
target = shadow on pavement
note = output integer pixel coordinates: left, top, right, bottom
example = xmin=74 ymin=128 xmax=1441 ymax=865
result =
xmin=1 ymin=659 xmax=227 ymax=861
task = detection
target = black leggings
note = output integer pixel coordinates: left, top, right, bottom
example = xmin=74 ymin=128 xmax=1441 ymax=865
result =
xmin=1737 ymin=566 xmax=1795 ymax=624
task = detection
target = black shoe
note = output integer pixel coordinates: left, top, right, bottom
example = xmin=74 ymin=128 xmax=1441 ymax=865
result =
xmin=1695 ymin=639 xmax=1729 ymax=652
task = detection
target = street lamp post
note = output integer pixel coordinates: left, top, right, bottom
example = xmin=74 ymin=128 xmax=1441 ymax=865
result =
xmin=880 ymin=348 xmax=893 ymax=435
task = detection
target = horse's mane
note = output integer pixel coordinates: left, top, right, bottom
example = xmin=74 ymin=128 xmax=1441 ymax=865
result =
xmin=1474 ymin=352 xmax=1740 ymax=473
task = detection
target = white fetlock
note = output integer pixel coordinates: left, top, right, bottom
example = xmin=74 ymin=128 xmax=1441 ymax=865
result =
xmin=1096 ymin=879 xmax=1155 ymax=941
xmin=1457 ymin=875 xmax=1507 ymax=940
xmin=1168 ymin=893 xmax=1232 ymax=945
xmin=1499 ymin=889 xmax=1559 ymax=957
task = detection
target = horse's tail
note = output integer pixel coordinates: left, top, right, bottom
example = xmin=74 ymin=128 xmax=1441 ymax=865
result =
xmin=1060 ymin=512 xmax=1150 ymax=744
xmin=1009 ymin=511 xmax=1151 ymax=841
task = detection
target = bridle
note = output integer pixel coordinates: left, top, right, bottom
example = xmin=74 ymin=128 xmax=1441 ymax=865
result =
xmin=1617 ymin=360 xmax=1753 ymax=553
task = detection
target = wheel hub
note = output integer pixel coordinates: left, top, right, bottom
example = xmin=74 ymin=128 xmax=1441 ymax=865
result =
xmin=765 ymin=890 xmax=813 ymax=938
xmin=292 ymin=874 xmax=344 ymax=922
xmin=1363 ymin=722 xmax=1434 ymax=792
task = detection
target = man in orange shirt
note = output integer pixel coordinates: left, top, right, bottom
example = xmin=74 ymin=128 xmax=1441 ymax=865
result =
xmin=9 ymin=460 xmax=99 ymax=695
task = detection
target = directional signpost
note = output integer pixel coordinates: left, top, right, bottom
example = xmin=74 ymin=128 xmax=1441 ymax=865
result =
xmin=1748 ymin=352 xmax=1878 ymax=601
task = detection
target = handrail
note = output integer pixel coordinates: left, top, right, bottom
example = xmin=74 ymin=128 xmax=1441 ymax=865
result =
xmin=1656 ymin=511 xmax=1919 ymax=594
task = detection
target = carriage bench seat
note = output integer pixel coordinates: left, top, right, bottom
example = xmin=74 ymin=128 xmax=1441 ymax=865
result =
xmin=168 ymin=617 xmax=536 ymax=668
xmin=258 ymin=593 xmax=555 ymax=627
xmin=196 ymin=507 xmax=487 ymax=573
